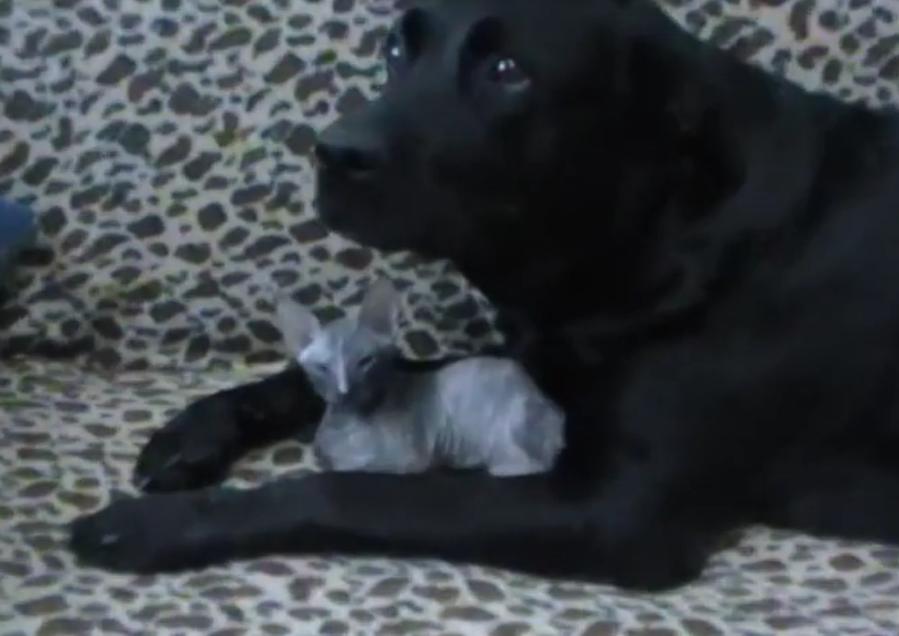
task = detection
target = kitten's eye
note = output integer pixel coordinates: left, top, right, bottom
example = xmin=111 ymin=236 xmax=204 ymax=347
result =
xmin=303 ymin=360 xmax=328 ymax=376
xmin=358 ymin=355 xmax=377 ymax=370
xmin=487 ymin=56 xmax=531 ymax=91
xmin=309 ymin=365 xmax=328 ymax=380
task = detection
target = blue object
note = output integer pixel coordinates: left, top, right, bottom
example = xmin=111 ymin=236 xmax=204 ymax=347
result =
xmin=0 ymin=198 xmax=37 ymax=289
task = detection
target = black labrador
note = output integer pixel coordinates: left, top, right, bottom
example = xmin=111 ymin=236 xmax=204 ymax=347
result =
xmin=70 ymin=0 xmax=899 ymax=590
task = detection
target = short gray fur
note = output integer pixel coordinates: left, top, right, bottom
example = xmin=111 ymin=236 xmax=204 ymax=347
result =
xmin=275 ymin=280 xmax=565 ymax=476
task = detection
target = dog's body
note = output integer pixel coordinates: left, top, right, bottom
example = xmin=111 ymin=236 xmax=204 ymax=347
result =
xmin=71 ymin=0 xmax=899 ymax=590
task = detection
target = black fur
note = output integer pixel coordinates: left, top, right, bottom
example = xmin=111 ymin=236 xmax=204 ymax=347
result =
xmin=70 ymin=0 xmax=899 ymax=590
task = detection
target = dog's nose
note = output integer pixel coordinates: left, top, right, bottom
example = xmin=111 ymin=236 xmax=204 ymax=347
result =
xmin=315 ymin=123 xmax=384 ymax=180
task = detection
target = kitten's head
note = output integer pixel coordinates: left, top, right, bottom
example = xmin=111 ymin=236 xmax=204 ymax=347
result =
xmin=276 ymin=279 xmax=402 ymax=410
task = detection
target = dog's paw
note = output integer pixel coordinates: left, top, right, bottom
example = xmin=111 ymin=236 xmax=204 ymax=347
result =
xmin=70 ymin=498 xmax=161 ymax=572
xmin=610 ymin=548 xmax=703 ymax=592
xmin=134 ymin=396 xmax=240 ymax=492
xmin=69 ymin=494 xmax=212 ymax=573
xmin=604 ymin=522 xmax=708 ymax=592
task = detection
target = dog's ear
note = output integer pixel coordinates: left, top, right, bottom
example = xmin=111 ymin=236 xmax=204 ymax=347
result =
xmin=621 ymin=33 xmax=708 ymax=140
xmin=599 ymin=0 xmax=708 ymax=137
xmin=359 ymin=278 xmax=401 ymax=338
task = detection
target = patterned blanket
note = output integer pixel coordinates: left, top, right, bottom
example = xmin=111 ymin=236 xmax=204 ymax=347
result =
xmin=3 ymin=0 xmax=899 ymax=633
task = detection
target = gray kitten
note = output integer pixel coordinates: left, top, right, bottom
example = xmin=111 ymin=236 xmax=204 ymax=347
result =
xmin=276 ymin=280 xmax=565 ymax=476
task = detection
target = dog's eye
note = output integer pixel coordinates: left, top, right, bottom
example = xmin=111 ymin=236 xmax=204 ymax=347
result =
xmin=387 ymin=42 xmax=403 ymax=62
xmin=488 ymin=57 xmax=530 ymax=90
xmin=384 ymin=34 xmax=407 ymax=73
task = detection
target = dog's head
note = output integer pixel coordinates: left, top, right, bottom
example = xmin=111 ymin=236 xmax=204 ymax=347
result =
xmin=315 ymin=0 xmax=736 ymax=304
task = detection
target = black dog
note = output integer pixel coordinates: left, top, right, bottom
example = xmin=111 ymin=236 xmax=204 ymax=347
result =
xmin=70 ymin=0 xmax=899 ymax=590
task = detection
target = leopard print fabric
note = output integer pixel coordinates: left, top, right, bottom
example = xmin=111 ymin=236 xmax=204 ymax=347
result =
xmin=1 ymin=0 xmax=898 ymax=369
xmin=3 ymin=0 xmax=899 ymax=634
xmin=0 ymin=0 xmax=499 ymax=371
xmin=2 ymin=359 xmax=898 ymax=635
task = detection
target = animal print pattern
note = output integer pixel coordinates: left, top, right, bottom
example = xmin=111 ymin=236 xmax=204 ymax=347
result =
xmin=2 ymin=358 xmax=899 ymax=635
xmin=3 ymin=0 xmax=899 ymax=633
xmin=1 ymin=0 xmax=899 ymax=369
xmin=0 ymin=0 xmax=499 ymax=371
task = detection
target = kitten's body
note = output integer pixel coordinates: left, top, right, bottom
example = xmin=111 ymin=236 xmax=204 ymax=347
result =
xmin=316 ymin=356 xmax=564 ymax=475
xmin=277 ymin=281 xmax=564 ymax=477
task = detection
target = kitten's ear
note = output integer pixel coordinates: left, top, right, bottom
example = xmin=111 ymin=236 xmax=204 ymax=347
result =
xmin=275 ymin=295 xmax=321 ymax=354
xmin=358 ymin=278 xmax=401 ymax=337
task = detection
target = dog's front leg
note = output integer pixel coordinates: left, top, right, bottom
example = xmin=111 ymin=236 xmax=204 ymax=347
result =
xmin=69 ymin=468 xmax=715 ymax=589
xmin=133 ymin=365 xmax=325 ymax=492
xmin=69 ymin=472 xmax=601 ymax=578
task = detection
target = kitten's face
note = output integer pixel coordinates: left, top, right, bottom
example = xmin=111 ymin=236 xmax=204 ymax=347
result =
xmin=298 ymin=318 xmax=398 ymax=409
xmin=276 ymin=279 xmax=403 ymax=411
